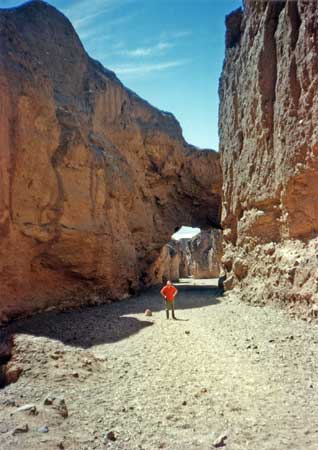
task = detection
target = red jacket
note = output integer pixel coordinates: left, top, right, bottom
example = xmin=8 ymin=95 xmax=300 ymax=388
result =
xmin=161 ymin=285 xmax=178 ymax=302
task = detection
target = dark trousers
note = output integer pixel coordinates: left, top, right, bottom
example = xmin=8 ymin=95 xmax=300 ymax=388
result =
xmin=165 ymin=300 xmax=176 ymax=319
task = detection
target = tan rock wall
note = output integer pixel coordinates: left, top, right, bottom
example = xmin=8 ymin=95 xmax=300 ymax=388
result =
xmin=149 ymin=241 xmax=180 ymax=284
xmin=181 ymin=230 xmax=223 ymax=279
xmin=220 ymin=0 xmax=318 ymax=309
xmin=151 ymin=230 xmax=222 ymax=283
xmin=0 ymin=2 xmax=221 ymax=320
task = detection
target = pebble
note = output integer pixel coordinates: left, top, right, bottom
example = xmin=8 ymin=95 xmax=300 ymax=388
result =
xmin=54 ymin=397 xmax=68 ymax=418
xmin=213 ymin=434 xmax=227 ymax=448
xmin=37 ymin=425 xmax=49 ymax=433
xmin=12 ymin=424 xmax=29 ymax=435
xmin=106 ymin=431 xmax=116 ymax=441
xmin=12 ymin=404 xmax=37 ymax=415
xmin=43 ymin=395 xmax=55 ymax=405
xmin=2 ymin=398 xmax=16 ymax=407
xmin=144 ymin=309 xmax=152 ymax=317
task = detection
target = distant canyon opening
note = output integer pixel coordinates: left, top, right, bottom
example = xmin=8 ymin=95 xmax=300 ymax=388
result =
xmin=149 ymin=226 xmax=223 ymax=286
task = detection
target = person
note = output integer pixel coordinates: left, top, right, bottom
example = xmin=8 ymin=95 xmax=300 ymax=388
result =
xmin=160 ymin=280 xmax=178 ymax=320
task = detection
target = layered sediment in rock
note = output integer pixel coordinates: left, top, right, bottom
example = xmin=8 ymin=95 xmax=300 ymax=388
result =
xmin=0 ymin=1 xmax=221 ymax=320
xmin=220 ymin=0 xmax=318 ymax=309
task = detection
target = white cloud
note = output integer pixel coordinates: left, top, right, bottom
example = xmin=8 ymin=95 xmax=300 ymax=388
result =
xmin=110 ymin=59 xmax=191 ymax=76
xmin=160 ymin=30 xmax=192 ymax=40
xmin=62 ymin=0 xmax=133 ymax=37
xmin=121 ymin=42 xmax=174 ymax=58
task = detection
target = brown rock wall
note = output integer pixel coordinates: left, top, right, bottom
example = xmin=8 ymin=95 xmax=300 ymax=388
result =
xmin=220 ymin=0 xmax=318 ymax=309
xmin=0 ymin=1 xmax=221 ymax=320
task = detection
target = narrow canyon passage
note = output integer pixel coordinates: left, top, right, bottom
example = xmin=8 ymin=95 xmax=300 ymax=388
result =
xmin=1 ymin=284 xmax=318 ymax=450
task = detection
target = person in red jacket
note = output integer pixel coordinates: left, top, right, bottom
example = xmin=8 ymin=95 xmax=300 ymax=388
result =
xmin=160 ymin=280 xmax=178 ymax=320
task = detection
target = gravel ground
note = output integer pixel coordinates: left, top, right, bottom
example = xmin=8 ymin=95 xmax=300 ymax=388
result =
xmin=0 ymin=279 xmax=318 ymax=450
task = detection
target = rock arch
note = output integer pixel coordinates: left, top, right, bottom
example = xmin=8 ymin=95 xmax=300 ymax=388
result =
xmin=0 ymin=1 xmax=222 ymax=320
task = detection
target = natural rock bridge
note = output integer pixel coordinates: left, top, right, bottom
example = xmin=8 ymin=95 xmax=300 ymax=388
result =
xmin=0 ymin=1 xmax=221 ymax=321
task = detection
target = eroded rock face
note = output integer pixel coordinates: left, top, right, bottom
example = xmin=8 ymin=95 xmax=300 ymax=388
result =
xmin=0 ymin=1 xmax=221 ymax=320
xmin=220 ymin=1 xmax=318 ymax=308
xmin=180 ymin=230 xmax=223 ymax=279
xmin=149 ymin=241 xmax=181 ymax=283
xmin=151 ymin=230 xmax=222 ymax=283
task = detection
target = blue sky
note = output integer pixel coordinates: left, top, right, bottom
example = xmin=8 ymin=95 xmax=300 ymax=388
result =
xmin=1 ymin=0 xmax=242 ymax=150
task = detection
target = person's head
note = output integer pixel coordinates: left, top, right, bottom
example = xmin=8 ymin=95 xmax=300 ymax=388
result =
xmin=167 ymin=280 xmax=172 ymax=286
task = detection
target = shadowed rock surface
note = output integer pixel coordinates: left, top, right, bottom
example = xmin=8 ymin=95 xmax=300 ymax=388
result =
xmin=149 ymin=240 xmax=181 ymax=283
xmin=0 ymin=1 xmax=221 ymax=320
xmin=219 ymin=0 xmax=318 ymax=312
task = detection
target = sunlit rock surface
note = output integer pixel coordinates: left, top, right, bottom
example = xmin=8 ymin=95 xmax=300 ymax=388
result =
xmin=0 ymin=1 xmax=221 ymax=320
xmin=220 ymin=0 xmax=318 ymax=310
xmin=151 ymin=230 xmax=222 ymax=283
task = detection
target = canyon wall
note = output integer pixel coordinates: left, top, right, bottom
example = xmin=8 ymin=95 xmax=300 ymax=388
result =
xmin=151 ymin=229 xmax=222 ymax=283
xmin=179 ymin=230 xmax=223 ymax=279
xmin=149 ymin=241 xmax=181 ymax=283
xmin=0 ymin=1 xmax=222 ymax=321
xmin=220 ymin=0 xmax=318 ymax=311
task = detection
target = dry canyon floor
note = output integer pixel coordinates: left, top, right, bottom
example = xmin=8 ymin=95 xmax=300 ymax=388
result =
xmin=1 ymin=279 xmax=318 ymax=450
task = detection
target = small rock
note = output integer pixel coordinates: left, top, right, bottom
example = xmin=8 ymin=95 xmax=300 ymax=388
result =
xmin=13 ymin=404 xmax=37 ymax=415
xmin=201 ymin=388 xmax=208 ymax=393
xmin=12 ymin=424 xmax=29 ymax=435
xmin=106 ymin=431 xmax=116 ymax=441
xmin=0 ymin=423 xmax=9 ymax=434
xmin=54 ymin=397 xmax=68 ymax=418
xmin=185 ymin=330 xmax=190 ymax=335
xmin=213 ymin=434 xmax=227 ymax=448
xmin=144 ymin=309 xmax=152 ymax=317
xmin=38 ymin=425 xmax=49 ymax=433
xmin=72 ymin=371 xmax=79 ymax=378
xmin=182 ymin=401 xmax=187 ymax=406
xmin=5 ymin=365 xmax=22 ymax=384
xmin=44 ymin=395 xmax=55 ymax=405
xmin=2 ymin=398 xmax=16 ymax=407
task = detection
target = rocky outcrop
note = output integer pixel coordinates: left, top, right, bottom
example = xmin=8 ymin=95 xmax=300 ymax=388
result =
xmin=151 ymin=230 xmax=222 ymax=283
xmin=179 ymin=230 xmax=223 ymax=279
xmin=0 ymin=1 xmax=221 ymax=320
xmin=149 ymin=241 xmax=180 ymax=283
xmin=220 ymin=1 xmax=318 ymax=309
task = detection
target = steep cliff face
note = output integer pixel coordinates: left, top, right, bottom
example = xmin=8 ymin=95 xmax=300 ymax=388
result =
xmin=220 ymin=0 xmax=318 ymax=310
xmin=149 ymin=241 xmax=181 ymax=283
xmin=0 ymin=1 xmax=222 ymax=320
xmin=151 ymin=230 xmax=222 ymax=283
xmin=179 ymin=230 xmax=222 ymax=279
